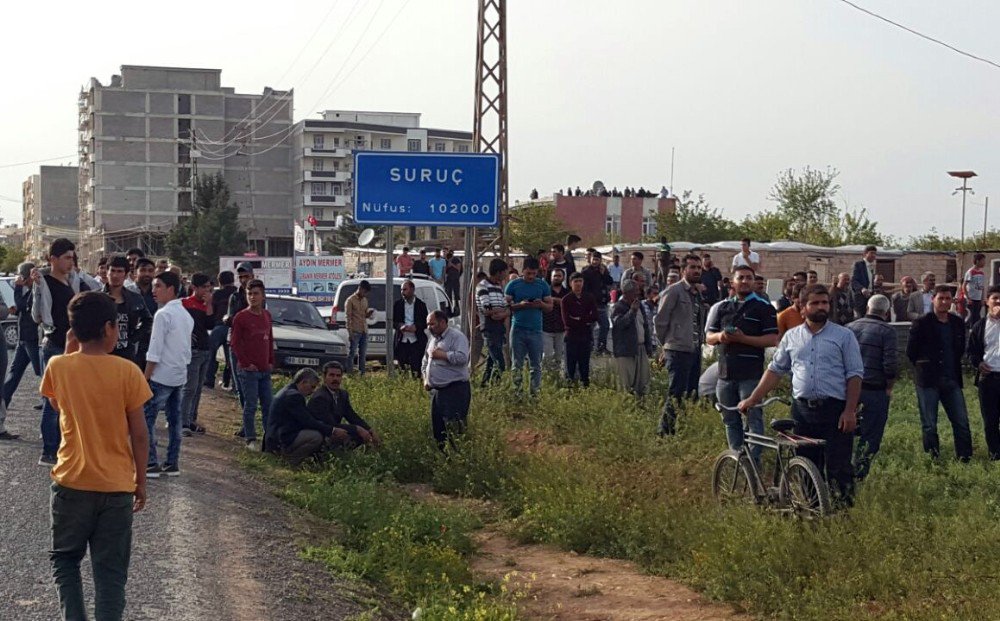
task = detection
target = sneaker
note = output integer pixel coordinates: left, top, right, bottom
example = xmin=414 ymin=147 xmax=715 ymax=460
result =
xmin=38 ymin=454 xmax=57 ymax=467
xmin=0 ymin=431 xmax=20 ymax=441
xmin=189 ymin=423 xmax=206 ymax=435
xmin=234 ymin=429 xmax=246 ymax=438
xmin=146 ymin=464 xmax=162 ymax=479
xmin=182 ymin=428 xmax=193 ymax=437
xmin=33 ymin=404 xmax=43 ymax=410
xmin=245 ymin=440 xmax=259 ymax=452
xmin=161 ymin=463 xmax=180 ymax=477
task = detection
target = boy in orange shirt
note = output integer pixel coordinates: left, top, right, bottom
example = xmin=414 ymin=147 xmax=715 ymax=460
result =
xmin=41 ymin=291 xmax=152 ymax=621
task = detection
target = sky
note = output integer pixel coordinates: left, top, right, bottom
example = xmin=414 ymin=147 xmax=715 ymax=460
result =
xmin=2 ymin=0 xmax=999 ymax=242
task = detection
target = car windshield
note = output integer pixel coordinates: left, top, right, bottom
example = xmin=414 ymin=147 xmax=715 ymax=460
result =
xmin=267 ymin=298 xmax=327 ymax=329
xmin=335 ymin=283 xmax=401 ymax=313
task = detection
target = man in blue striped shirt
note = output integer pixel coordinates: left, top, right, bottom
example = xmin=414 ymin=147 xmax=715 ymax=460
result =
xmin=740 ymin=284 xmax=863 ymax=503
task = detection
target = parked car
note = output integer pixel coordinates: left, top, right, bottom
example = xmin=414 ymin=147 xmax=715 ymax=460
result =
xmin=221 ymin=295 xmax=349 ymax=372
xmin=0 ymin=277 xmax=18 ymax=348
xmin=326 ymin=275 xmax=458 ymax=361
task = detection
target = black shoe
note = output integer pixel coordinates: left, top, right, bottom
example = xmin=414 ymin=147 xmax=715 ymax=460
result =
xmin=189 ymin=423 xmax=206 ymax=434
xmin=146 ymin=464 xmax=162 ymax=479
xmin=33 ymin=404 xmax=42 ymax=410
xmin=0 ymin=431 xmax=20 ymax=441
xmin=181 ymin=428 xmax=193 ymax=437
xmin=38 ymin=454 xmax=57 ymax=467
xmin=234 ymin=429 xmax=246 ymax=438
xmin=161 ymin=463 xmax=180 ymax=477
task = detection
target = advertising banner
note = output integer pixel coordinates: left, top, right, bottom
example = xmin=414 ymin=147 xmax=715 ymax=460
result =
xmin=294 ymin=255 xmax=346 ymax=303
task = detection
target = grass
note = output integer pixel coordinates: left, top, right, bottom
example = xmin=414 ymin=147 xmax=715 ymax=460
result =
xmin=245 ymin=364 xmax=1000 ymax=620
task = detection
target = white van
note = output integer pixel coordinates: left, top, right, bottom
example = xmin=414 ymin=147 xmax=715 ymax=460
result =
xmin=328 ymin=274 xmax=459 ymax=361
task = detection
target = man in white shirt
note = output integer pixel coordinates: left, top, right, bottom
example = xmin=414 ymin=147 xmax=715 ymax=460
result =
xmin=731 ymin=238 xmax=762 ymax=273
xmin=143 ymin=271 xmax=193 ymax=478
xmin=964 ymin=252 xmax=987 ymax=323
xmin=969 ymin=286 xmax=1000 ymax=459
xmin=392 ymin=280 xmax=428 ymax=377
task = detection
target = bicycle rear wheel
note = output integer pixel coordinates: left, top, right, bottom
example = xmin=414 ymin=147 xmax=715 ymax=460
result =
xmin=779 ymin=456 xmax=831 ymax=518
xmin=711 ymin=450 xmax=757 ymax=505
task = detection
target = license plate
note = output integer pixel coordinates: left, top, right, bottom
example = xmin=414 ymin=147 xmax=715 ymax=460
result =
xmin=370 ymin=334 xmax=386 ymax=344
xmin=286 ymin=356 xmax=319 ymax=366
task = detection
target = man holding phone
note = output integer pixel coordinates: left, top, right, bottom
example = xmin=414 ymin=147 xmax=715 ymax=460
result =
xmin=705 ymin=264 xmax=779 ymax=460
xmin=505 ymin=257 xmax=552 ymax=397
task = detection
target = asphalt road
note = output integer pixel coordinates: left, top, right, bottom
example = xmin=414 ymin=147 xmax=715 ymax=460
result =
xmin=0 ymin=373 xmax=384 ymax=621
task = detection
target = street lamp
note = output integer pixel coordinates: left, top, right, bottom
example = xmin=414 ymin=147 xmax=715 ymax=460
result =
xmin=949 ymin=170 xmax=977 ymax=277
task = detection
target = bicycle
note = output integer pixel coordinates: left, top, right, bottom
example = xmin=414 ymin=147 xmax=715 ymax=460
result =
xmin=711 ymin=397 xmax=832 ymax=517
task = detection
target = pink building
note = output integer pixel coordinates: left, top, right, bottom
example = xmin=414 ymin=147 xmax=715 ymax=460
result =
xmin=553 ymin=195 xmax=676 ymax=245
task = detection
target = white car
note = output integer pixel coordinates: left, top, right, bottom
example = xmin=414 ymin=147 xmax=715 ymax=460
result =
xmin=326 ymin=275 xmax=458 ymax=361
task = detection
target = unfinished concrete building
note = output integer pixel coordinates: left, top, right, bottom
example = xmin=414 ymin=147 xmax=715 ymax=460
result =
xmin=23 ymin=166 xmax=80 ymax=261
xmin=77 ymin=65 xmax=294 ymax=264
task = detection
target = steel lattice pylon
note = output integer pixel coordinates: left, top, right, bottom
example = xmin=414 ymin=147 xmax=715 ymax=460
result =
xmin=473 ymin=0 xmax=508 ymax=258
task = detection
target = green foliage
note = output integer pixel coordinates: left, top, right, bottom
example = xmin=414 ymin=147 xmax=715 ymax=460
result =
xmin=246 ymin=367 xmax=1000 ymax=620
xmin=0 ymin=246 xmax=26 ymax=274
xmin=166 ymin=173 xmax=246 ymax=273
xmin=508 ymin=202 xmax=569 ymax=255
xmin=907 ymin=227 xmax=1000 ymax=251
xmin=651 ymin=190 xmax=740 ymax=243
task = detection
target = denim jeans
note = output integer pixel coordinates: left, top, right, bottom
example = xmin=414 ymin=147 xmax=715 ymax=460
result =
xmin=347 ymin=331 xmax=367 ymax=375
xmin=481 ymin=330 xmax=506 ymax=386
xmin=855 ymin=388 xmax=890 ymax=479
xmin=204 ymin=324 xmax=230 ymax=387
xmin=717 ymin=378 xmax=763 ymax=461
xmin=238 ymin=369 xmax=273 ymax=441
xmin=3 ymin=339 xmax=40 ymax=406
xmin=41 ymin=344 xmax=65 ymax=457
xmin=565 ymin=337 xmax=592 ymax=386
xmin=144 ymin=380 xmax=183 ymax=467
xmin=593 ymin=304 xmax=610 ymax=351
xmin=181 ymin=349 xmax=212 ymax=427
xmin=541 ymin=332 xmax=565 ymax=373
xmin=658 ymin=349 xmax=701 ymax=435
xmin=510 ymin=328 xmax=543 ymax=394
xmin=50 ymin=483 xmax=133 ymax=621
xmin=916 ymin=379 xmax=973 ymax=459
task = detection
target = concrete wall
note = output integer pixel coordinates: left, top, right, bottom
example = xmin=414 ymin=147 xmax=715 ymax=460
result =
xmin=37 ymin=167 xmax=79 ymax=228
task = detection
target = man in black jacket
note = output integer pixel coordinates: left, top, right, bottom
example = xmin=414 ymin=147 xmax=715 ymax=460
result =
xmin=968 ymin=286 xmax=1000 ymax=460
xmin=224 ymin=262 xmax=254 ymax=411
xmin=266 ymin=368 xmax=324 ymax=466
xmin=392 ymin=280 xmax=428 ymax=377
xmin=180 ymin=273 xmax=216 ymax=435
xmin=307 ymin=361 xmax=381 ymax=448
xmin=206 ymin=271 xmax=237 ymax=389
xmin=2 ymin=263 xmax=41 ymax=412
xmin=581 ymin=251 xmax=613 ymax=355
xmin=907 ymin=285 xmax=973 ymax=461
xmin=104 ymin=255 xmax=153 ymax=366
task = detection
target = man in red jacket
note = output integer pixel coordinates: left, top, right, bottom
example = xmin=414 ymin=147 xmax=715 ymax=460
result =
xmin=230 ymin=279 xmax=275 ymax=451
xmin=180 ymin=273 xmax=215 ymax=436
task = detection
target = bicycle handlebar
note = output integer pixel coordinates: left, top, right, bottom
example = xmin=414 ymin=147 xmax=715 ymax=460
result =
xmin=714 ymin=396 xmax=789 ymax=413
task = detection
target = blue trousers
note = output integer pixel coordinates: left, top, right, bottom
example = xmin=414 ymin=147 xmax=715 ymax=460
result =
xmin=1 ymin=339 xmax=36 ymax=406
xmin=40 ymin=344 xmax=64 ymax=457
xmin=510 ymin=328 xmax=543 ymax=394
xmin=144 ymin=380 xmax=183 ymax=467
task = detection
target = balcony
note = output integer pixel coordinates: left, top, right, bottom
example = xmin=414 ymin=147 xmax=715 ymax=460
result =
xmin=303 ymin=146 xmax=350 ymax=158
xmin=304 ymin=170 xmax=350 ymax=182
xmin=304 ymin=194 xmax=348 ymax=207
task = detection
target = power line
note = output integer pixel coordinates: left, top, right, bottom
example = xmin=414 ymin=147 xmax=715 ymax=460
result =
xmin=836 ymin=0 xmax=1000 ymax=71
xmin=0 ymin=155 xmax=76 ymax=169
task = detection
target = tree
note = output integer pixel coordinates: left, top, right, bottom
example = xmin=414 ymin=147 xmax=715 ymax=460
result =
xmin=508 ymin=203 xmax=569 ymax=255
xmin=323 ymin=213 xmax=386 ymax=254
xmin=651 ymin=190 xmax=740 ymax=243
xmin=0 ymin=246 xmax=26 ymax=274
xmin=739 ymin=210 xmax=793 ymax=243
xmin=166 ymin=173 xmax=246 ymax=274
xmin=529 ymin=188 xmax=539 ymax=200
xmin=768 ymin=166 xmax=841 ymax=241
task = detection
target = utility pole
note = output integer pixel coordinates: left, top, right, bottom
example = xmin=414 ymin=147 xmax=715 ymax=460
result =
xmin=470 ymin=0 xmax=508 ymax=339
xmin=949 ymin=170 xmax=977 ymax=278
xmin=984 ymin=196 xmax=989 ymax=241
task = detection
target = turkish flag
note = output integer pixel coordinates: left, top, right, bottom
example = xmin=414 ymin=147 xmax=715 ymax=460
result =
xmin=307 ymin=214 xmax=318 ymax=227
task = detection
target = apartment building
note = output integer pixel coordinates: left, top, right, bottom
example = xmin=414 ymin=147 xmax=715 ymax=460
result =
xmin=23 ymin=166 xmax=79 ymax=260
xmin=77 ymin=65 xmax=295 ymax=264
xmin=291 ymin=110 xmax=473 ymax=246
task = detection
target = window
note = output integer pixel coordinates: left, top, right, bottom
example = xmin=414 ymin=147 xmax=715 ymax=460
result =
xmin=642 ymin=216 xmax=657 ymax=237
xmin=313 ymin=134 xmax=324 ymax=149
xmin=605 ymin=214 xmax=621 ymax=235
xmin=177 ymin=118 xmax=191 ymax=140
xmin=312 ymin=159 xmax=324 ymax=171
xmin=311 ymin=182 xmax=327 ymax=196
xmin=177 ymin=94 xmax=191 ymax=115
xmin=333 ymin=136 xmax=340 ymax=147
xmin=380 ymin=138 xmax=392 ymax=150
xmin=178 ymin=192 xmax=192 ymax=211
xmin=434 ymin=142 xmax=446 ymax=152
xmin=407 ymin=139 xmax=421 ymax=152
xmin=177 ymin=144 xmax=190 ymax=164
xmin=456 ymin=144 xmax=470 ymax=153
xmin=178 ymin=167 xmax=191 ymax=187
xmin=332 ymin=183 xmax=343 ymax=195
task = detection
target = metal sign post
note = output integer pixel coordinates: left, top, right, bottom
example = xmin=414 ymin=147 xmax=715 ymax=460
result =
xmin=385 ymin=225 xmax=395 ymax=377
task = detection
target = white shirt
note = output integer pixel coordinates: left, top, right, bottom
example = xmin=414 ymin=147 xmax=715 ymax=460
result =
xmin=146 ymin=298 xmax=194 ymax=387
xmin=402 ymin=298 xmax=416 ymax=344
xmin=732 ymin=250 xmax=760 ymax=269
xmin=985 ymin=317 xmax=1000 ymax=370
xmin=922 ymin=291 xmax=933 ymax=314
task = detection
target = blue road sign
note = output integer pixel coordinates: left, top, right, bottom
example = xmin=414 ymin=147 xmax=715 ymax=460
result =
xmin=353 ymin=152 xmax=500 ymax=227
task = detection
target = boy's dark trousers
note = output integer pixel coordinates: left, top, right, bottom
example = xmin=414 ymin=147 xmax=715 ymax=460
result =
xmin=50 ymin=483 xmax=134 ymax=621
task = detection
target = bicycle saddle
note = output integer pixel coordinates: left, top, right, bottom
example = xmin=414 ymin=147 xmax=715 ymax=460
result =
xmin=770 ymin=418 xmax=796 ymax=433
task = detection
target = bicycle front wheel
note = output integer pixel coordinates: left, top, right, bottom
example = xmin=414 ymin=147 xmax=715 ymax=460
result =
xmin=711 ymin=450 xmax=757 ymax=505
xmin=779 ymin=456 xmax=831 ymax=518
